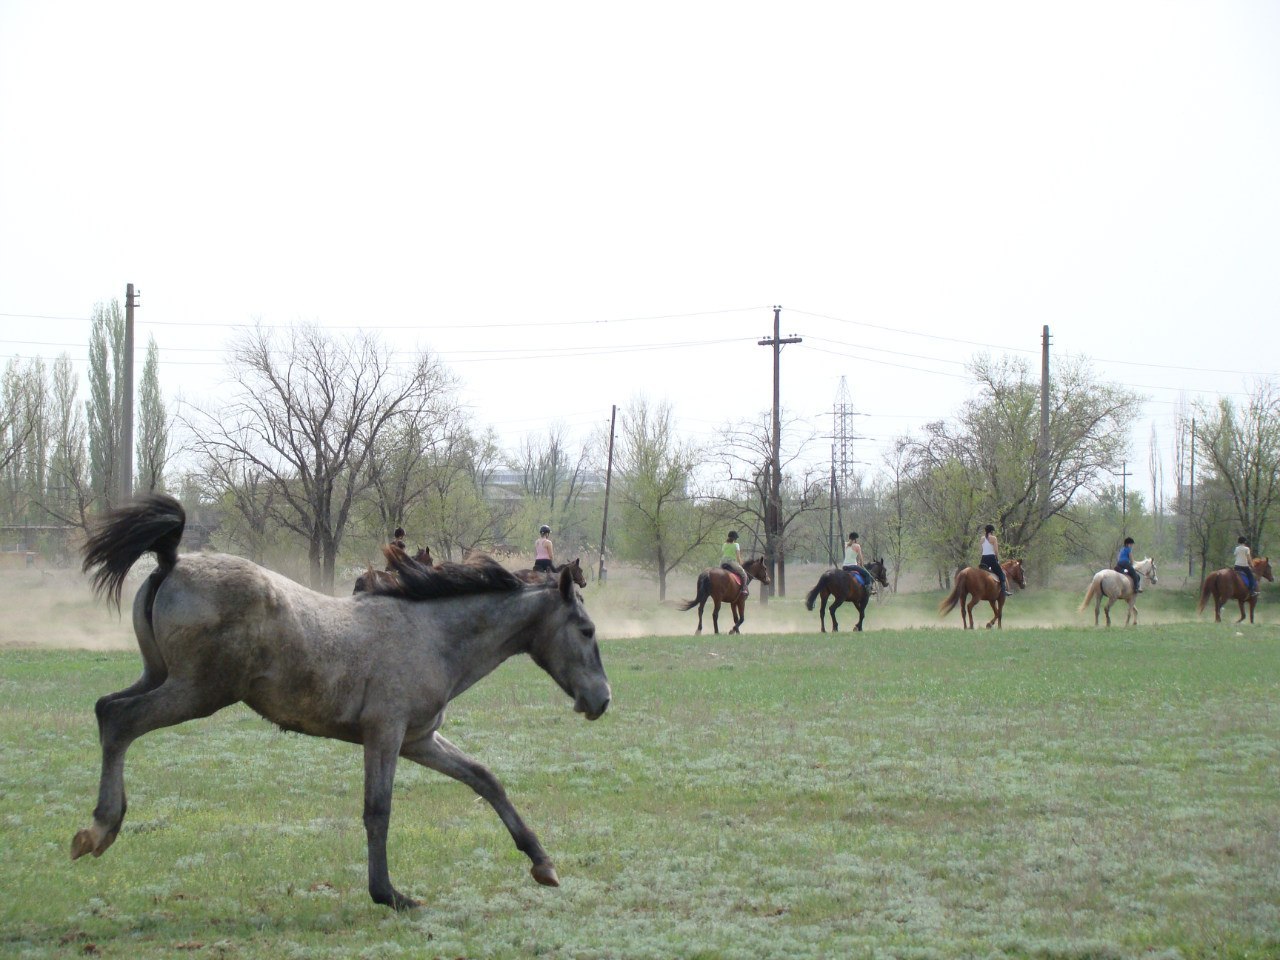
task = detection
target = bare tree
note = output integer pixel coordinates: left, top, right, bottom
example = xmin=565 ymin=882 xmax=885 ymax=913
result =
xmin=709 ymin=412 xmax=827 ymax=598
xmin=38 ymin=355 xmax=93 ymax=530
xmin=190 ymin=324 xmax=449 ymax=592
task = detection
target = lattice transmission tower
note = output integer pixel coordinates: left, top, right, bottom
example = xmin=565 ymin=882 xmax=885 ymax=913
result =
xmin=828 ymin=377 xmax=868 ymax=559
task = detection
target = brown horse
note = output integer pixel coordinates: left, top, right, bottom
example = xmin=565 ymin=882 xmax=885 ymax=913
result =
xmin=515 ymin=558 xmax=587 ymax=589
xmin=354 ymin=546 xmax=433 ymax=594
xmin=677 ymin=556 xmax=771 ymax=635
xmin=939 ymin=559 xmax=1026 ymax=629
xmin=1197 ymin=556 xmax=1273 ymax=623
xmin=804 ymin=559 xmax=889 ymax=633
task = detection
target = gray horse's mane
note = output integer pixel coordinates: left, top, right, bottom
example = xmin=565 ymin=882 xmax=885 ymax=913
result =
xmin=362 ymin=547 xmax=524 ymax=601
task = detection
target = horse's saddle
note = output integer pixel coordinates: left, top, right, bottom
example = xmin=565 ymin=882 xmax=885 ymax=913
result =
xmin=1236 ymin=569 xmax=1252 ymax=589
xmin=848 ymin=569 xmax=869 ymax=588
xmin=720 ymin=565 xmax=743 ymax=588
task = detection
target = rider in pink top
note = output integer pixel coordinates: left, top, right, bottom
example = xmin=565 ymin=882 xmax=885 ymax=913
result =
xmin=534 ymin=525 xmax=554 ymax=573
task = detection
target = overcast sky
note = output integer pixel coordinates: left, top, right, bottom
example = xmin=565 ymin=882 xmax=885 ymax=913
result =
xmin=2 ymin=1 xmax=1277 ymax=496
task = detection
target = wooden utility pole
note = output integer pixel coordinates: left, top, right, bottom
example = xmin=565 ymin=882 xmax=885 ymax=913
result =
xmin=120 ymin=283 xmax=139 ymax=502
xmin=757 ymin=306 xmax=801 ymax=599
xmin=1118 ymin=460 xmax=1133 ymax=534
xmin=597 ymin=404 xmax=617 ymax=583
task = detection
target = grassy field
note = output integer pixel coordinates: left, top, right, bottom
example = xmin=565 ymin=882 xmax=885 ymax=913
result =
xmin=2 ymin=574 xmax=1278 ymax=958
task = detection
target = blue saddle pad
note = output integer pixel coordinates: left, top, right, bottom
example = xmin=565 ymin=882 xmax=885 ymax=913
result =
xmin=850 ymin=570 xmax=868 ymax=588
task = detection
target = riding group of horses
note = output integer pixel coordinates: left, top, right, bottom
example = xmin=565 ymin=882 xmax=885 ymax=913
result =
xmin=680 ymin=550 xmax=1275 ymax=635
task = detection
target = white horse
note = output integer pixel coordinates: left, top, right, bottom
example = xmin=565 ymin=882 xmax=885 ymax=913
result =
xmin=1079 ymin=557 xmax=1158 ymax=626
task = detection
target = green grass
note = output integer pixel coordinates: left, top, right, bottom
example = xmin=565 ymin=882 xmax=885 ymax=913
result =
xmin=3 ymin=616 xmax=1279 ymax=959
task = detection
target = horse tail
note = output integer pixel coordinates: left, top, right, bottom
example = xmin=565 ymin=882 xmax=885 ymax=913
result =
xmin=677 ymin=573 xmax=710 ymax=611
xmin=804 ymin=574 xmax=826 ymax=611
xmin=82 ymin=493 xmax=186 ymax=609
xmin=938 ymin=575 xmax=963 ymax=617
xmin=1079 ymin=576 xmax=1102 ymax=612
xmin=1197 ymin=573 xmax=1214 ymax=614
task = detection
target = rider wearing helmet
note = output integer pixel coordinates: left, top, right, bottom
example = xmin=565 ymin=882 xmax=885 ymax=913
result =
xmin=534 ymin=525 xmax=554 ymax=573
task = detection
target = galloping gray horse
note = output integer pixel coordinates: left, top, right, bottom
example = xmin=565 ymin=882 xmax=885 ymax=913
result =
xmin=74 ymin=494 xmax=611 ymax=911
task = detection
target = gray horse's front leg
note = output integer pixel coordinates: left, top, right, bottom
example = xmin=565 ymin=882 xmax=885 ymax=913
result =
xmin=403 ymin=731 xmax=559 ymax=887
xmin=363 ymin=730 xmax=419 ymax=911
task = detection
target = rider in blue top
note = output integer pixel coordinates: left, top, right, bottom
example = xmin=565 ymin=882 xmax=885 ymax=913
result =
xmin=1115 ymin=537 xmax=1141 ymax=593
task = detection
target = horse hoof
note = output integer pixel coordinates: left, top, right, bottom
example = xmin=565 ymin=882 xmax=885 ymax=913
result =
xmin=532 ymin=862 xmax=560 ymax=887
xmin=71 ymin=826 xmax=111 ymax=860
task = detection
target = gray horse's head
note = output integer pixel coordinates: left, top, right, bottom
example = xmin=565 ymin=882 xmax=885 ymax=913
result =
xmin=529 ymin=566 xmax=611 ymax=721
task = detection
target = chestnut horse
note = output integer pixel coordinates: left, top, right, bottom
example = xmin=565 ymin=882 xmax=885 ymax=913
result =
xmin=939 ymin=559 xmax=1026 ymax=629
xmin=677 ymin=556 xmax=771 ymax=635
xmin=1197 ymin=556 xmax=1273 ymax=623
xmin=354 ymin=547 xmax=432 ymax=594
xmin=803 ymin=559 xmax=889 ymax=633
xmin=515 ymin=558 xmax=588 ymax=589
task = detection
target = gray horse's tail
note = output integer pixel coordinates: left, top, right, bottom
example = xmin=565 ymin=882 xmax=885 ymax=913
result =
xmin=82 ymin=493 xmax=186 ymax=608
xmin=677 ymin=573 xmax=710 ymax=611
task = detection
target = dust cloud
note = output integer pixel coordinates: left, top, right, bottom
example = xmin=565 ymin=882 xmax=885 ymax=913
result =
xmin=0 ymin=557 xmax=1232 ymax=652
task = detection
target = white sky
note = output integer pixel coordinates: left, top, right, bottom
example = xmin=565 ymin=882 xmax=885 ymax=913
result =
xmin=2 ymin=1 xmax=1278 ymax=497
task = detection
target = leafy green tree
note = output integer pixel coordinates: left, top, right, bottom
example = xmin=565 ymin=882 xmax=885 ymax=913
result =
xmin=1194 ymin=381 xmax=1280 ymax=552
xmin=613 ymin=398 xmax=717 ymax=600
xmin=136 ymin=336 xmax=171 ymax=493
xmin=86 ymin=300 xmax=126 ymax=510
xmin=897 ymin=354 xmax=1137 ymax=579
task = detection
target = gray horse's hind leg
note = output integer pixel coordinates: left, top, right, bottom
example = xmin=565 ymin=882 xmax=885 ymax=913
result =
xmin=72 ymin=679 xmax=231 ymax=860
xmin=362 ymin=727 xmax=419 ymax=911
xmin=402 ymin=730 xmax=559 ymax=888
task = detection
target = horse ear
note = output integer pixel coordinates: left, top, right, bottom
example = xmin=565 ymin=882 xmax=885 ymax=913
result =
xmin=558 ymin=564 xmax=575 ymax=600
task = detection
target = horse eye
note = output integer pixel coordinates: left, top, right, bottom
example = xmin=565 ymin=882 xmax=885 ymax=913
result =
xmin=582 ymin=625 xmax=595 ymax=641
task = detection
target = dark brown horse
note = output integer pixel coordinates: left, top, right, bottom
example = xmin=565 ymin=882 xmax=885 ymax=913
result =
xmin=354 ymin=546 xmax=432 ymax=594
xmin=1198 ymin=556 xmax=1273 ymax=623
xmin=939 ymin=559 xmax=1026 ymax=629
xmin=804 ymin=559 xmax=889 ymax=633
xmin=516 ymin=558 xmax=587 ymax=589
xmin=677 ymin=556 xmax=771 ymax=635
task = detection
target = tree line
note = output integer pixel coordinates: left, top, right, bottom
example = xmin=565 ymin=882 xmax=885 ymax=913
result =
xmin=3 ymin=306 xmax=1277 ymax=596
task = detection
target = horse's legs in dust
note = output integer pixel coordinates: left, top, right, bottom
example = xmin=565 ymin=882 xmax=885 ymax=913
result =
xmin=829 ymin=597 xmax=843 ymax=632
xmin=853 ymin=598 xmax=866 ymax=632
xmin=72 ymin=679 xmax=231 ymax=861
xmin=710 ymin=598 xmax=722 ymax=634
xmin=964 ymin=596 xmax=981 ymax=630
xmin=403 ymin=731 xmax=559 ymax=887
xmin=729 ymin=597 xmax=744 ymax=635
xmin=1104 ymin=596 xmax=1115 ymax=627
xmin=1126 ymin=597 xmax=1136 ymax=626
xmin=986 ymin=598 xmax=1002 ymax=629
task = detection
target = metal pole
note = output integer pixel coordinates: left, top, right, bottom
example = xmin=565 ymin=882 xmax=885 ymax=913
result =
xmin=597 ymin=404 xmax=617 ymax=583
xmin=1188 ymin=417 xmax=1195 ymax=578
xmin=1039 ymin=325 xmax=1050 ymax=519
xmin=120 ymin=283 xmax=137 ymax=502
